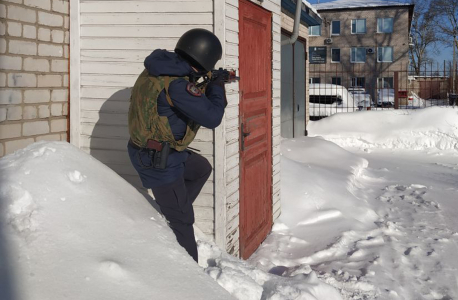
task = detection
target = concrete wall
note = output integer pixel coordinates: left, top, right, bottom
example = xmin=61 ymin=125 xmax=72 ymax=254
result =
xmin=0 ymin=0 xmax=69 ymax=157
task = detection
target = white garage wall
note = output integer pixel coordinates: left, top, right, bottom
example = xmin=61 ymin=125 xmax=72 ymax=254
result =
xmin=70 ymin=0 xmax=281 ymax=256
xmin=71 ymin=0 xmax=215 ymax=235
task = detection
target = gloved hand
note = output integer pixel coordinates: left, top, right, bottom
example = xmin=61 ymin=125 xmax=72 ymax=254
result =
xmin=210 ymin=74 xmax=225 ymax=88
xmin=206 ymin=77 xmax=227 ymax=107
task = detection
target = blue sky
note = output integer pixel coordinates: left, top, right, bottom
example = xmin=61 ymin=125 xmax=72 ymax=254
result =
xmin=307 ymin=0 xmax=454 ymax=64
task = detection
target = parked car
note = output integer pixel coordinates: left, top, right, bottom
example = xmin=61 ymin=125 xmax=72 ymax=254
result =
xmin=408 ymin=92 xmax=424 ymax=107
xmin=309 ymin=84 xmax=356 ymax=118
xmin=377 ymin=88 xmax=395 ymax=107
xmin=348 ymin=87 xmax=372 ymax=110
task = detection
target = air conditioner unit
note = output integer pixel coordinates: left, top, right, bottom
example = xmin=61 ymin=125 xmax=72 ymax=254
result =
xmin=324 ymin=38 xmax=333 ymax=44
xmin=366 ymin=47 xmax=375 ymax=54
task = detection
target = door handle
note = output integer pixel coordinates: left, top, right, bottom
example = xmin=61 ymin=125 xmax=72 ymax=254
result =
xmin=241 ymin=122 xmax=251 ymax=151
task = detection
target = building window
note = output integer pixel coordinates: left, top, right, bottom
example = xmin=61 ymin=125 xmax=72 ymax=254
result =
xmin=378 ymin=77 xmax=394 ymax=88
xmin=377 ymin=18 xmax=393 ymax=33
xmin=310 ymin=77 xmax=321 ymax=84
xmin=351 ymin=19 xmax=366 ymax=34
xmin=378 ymin=47 xmax=393 ymax=62
xmin=309 ymin=25 xmax=321 ymax=36
xmin=332 ymin=77 xmax=342 ymax=85
xmin=331 ymin=48 xmax=341 ymax=62
xmin=351 ymin=77 xmax=366 ymax=88
xmin=331 ymin=21 xmax=340 ymax=35
xmin=351 ymin=47 xmax=366 ymax=63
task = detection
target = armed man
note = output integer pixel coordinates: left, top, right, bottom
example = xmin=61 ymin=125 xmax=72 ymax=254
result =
xmin=127 ymin=29 xmax=235 ymax=262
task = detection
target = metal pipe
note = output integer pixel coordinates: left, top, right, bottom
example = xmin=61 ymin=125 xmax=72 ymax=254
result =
xmin=282 ymin=0 xmax=302 ymax=46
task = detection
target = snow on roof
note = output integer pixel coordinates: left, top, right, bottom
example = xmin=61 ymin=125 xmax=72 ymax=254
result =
xmin=314 ymin=0 xmax=412 ymax=11
xmin=303 ymin=0 xmax=320 ymax=17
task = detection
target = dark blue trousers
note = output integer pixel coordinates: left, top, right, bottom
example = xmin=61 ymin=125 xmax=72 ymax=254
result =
xmin=151 ymin=151 xmax=212 ymax=262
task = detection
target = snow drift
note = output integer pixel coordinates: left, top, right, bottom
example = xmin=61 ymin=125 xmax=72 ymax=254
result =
xmin=308 ymin=107 xmax=458 ymax=151
xmin=250 ymin=107 xmax=458 ymax=299
xmin=198 ymin=238 xmax=343 ymax=300
xmin=0 ymin=141 xmax=344 ymax=300
xmin=249 ymin=137 xmax=382 ymax=298
xmin=250 ymin=138 xmax=379 ymax=273
xmin=0 ymin=141 xmax=232 ymax=300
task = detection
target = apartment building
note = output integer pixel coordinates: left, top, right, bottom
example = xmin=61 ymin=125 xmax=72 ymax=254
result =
xmin=308 ymin=0 xmax=414 ymax=104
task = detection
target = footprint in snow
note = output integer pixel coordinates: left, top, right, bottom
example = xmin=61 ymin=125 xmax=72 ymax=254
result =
xmin=99 ymin=260 xmax=126 ymax=279
xmin=6 ymin=185 xmax=38 ymax=236
xmin=32 ymin=146 xmax=56 ymax=157
xmin=67 ymin=170 xmax=85 ymax=183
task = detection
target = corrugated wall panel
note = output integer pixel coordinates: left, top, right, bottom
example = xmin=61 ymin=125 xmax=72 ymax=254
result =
xmin=78 ymin=0 xmax=216 ymax=236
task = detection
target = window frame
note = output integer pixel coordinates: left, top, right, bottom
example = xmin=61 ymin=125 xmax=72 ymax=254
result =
xmin=351 ymin=19 xmax=366 ymax=34
xmin=378 ymin=77 xmax=394 ymax=88
xmin=331 ymin=48 xmax=341 ymax=63
xmin=377 ymin=18 xmax=394 ymax=33
xmin=331 ymin=20 xmax=341 ymax=35
xmin=350 ymin=47 xmax=366 ymax=63
xmin=351 ymin=77 xmax=366 ymax=88
xmin=309 ymin=77 xmax=321 ymax=84
xmin=332 ymin=77 xmax=342 ymax=85
xmin=377 ymin=46 xmax=394 ymax=62
xmin=309 ymin=25 xmax=321 ymax=36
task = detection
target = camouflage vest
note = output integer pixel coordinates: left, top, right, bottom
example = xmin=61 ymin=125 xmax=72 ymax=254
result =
xmin=128 ymin=70 xmax=201 ymax=151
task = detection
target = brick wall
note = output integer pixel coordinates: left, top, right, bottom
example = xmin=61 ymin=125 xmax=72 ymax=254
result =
xmin=0 ymin=0 xmax=69 ymax=157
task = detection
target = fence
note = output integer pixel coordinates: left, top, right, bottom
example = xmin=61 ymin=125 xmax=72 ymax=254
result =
xmin=308 ymin=61 xmax=458 ymax=120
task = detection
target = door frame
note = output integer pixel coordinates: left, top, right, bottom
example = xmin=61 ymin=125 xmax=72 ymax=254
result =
xmin=69 ymin=0 xmax=81 ymax=148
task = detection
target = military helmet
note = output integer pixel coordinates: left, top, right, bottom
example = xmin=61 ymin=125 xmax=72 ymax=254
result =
xmin=175 ymin=28 xmax=222 ymax=72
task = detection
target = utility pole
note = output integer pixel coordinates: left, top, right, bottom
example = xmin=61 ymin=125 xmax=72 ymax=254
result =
xmin=452 ymin=27 xmax=458 ymax=95
xmin=454 ymin=28 xmax=456 ymax=94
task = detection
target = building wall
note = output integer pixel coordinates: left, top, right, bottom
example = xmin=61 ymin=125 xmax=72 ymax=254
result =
xmin=308 ymin=7 xmax=410 ymax=97
xmin=0 ymin=0 xmax=69 ymax=157
xmin=215 ymin=0 xmax=282 ymax=256
xmin=73 ymin=0 xmax=215 ymax=235
xmin=72 ymin=0 xmax=281 ymax=257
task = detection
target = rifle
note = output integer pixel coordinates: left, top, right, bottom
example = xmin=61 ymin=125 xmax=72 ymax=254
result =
xmin=196 ymin=68 xmax=240 ymax=88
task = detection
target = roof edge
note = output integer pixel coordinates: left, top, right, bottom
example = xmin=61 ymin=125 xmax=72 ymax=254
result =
xmin=315 ymin=3 xmax=414 ymax=12
xmin=281 ymin=0 xmax=322 ymax=26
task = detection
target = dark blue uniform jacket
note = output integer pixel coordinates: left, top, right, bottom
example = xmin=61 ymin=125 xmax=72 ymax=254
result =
xmin=128 ymin=49 xmax=226 ymax=188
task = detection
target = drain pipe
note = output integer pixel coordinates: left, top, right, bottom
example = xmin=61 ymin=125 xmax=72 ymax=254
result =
xmin=282 ymin=0 xmax=302 ymax=45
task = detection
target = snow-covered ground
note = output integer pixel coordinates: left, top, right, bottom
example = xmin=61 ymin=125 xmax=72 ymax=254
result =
xmin=0 ymin=142 xmax=234 ymax=300
xmin=249 ymin=107 xmax=458 ymax=299
xmin=1 ymin=107 xmax=457 ymax=300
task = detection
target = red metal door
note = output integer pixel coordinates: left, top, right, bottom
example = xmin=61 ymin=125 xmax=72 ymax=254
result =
xmin=239 ymin=0 xmax=272 ymax=259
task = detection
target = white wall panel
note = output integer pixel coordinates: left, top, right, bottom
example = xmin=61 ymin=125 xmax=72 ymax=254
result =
xmin=81 ymin=25 xmax=213 ymax=38
xmin=76 ymin=0 xmax=216 ymax=237
xmin=80 ymin=1 xmax=212 ymax=13
xmin=81 ymin=13 xmax=213 ymax=25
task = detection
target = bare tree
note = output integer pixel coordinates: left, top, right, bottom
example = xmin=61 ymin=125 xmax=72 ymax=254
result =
xmin=409 ymin=0 xmax=438 ymax=75
xmin=429 ymin=0 xmax=458 ymax=92
xmin=429 ymin=0 xmax=458 ymax=50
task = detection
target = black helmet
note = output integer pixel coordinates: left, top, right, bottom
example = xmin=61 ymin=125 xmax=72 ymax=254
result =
xmin=175 ymin=28 xmax=222 ymax=72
